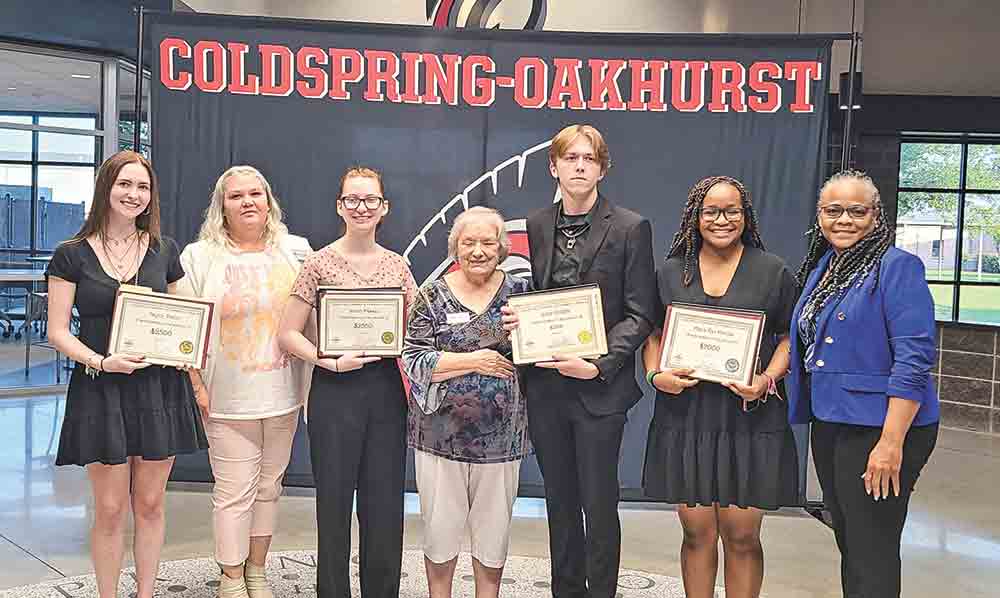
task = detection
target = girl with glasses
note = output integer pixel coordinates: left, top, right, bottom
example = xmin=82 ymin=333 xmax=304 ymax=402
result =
xmin=641 ymin=176 xmax=800 ymax=598
xmin=278 ymin=166 xmax=416 ymax=598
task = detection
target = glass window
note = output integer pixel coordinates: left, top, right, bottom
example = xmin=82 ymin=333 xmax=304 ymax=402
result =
xmin=895 ymin=191 xmax=959 ymax=282
xmin=0 ymin=164 xmax=32 ymax=250
xmin=967 ymin=144 xmax=1000 ymax=190
xmin=958 ymin=285 xmax=1000 ymax=325
xmin=929 ymin=284 xmax=954 ymax=322
xmin=37 ymin=165 xmax=92 ymax=250
xmin=117 ymin=66 xmax=151 ymax=157
xmin=38 ymin=131 xmax=97 ymax=164
xmin=960 ymin=194 xmax=1000 ymax=283
xmin=899 ymin=137 xmax=1000 ymax=325
xmin=0 ymin=115 xmax=32 ymax=162
xmin=0 ymin=49 xmax=102 ymax=126
xmin=898 ymin=142 xmax=961 ymax=190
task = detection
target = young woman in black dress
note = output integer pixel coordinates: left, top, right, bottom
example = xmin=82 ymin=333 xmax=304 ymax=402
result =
xmin=642 ymin=176 xmax=799 ymax=598
xmin=46 ymin=151 xmax=207 ymax=598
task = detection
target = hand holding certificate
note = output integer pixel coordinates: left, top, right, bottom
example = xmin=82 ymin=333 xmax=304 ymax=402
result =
xmin=658 ymin=303 xmax=765 ymax=386
xmin=507 ymin=284 xmax=608 ymax=365
xmin=108 ymin=286 xmax=214 ymax=369
xmin=316 ymin=287 xmax=405 ymax=357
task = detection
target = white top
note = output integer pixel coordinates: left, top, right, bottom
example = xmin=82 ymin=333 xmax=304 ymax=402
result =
xmin=178 ymin=235 xmax=313 ymax=420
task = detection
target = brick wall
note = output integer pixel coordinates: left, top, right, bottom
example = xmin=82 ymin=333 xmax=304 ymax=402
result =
xmin=935 ymin=323 xmax=999 ymax=434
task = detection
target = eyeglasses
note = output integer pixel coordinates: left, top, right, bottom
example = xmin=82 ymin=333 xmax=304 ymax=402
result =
xmin=339 ymin=195 xmax=384 ymax=210
xmin=699 ymin=207 xmax=744 ymax=222
xmin=818 ymin=204 xmax=873 ymax=220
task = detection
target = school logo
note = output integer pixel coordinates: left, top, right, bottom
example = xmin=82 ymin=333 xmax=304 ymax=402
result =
xmin=427 ymin=0 xmax=547 ymax=30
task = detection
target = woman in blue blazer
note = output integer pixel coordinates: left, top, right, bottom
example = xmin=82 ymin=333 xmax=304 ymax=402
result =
xmin=787 ymin=170 xmax=938 ymax=598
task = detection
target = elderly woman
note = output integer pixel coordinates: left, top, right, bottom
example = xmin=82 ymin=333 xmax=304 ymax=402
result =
xmin=179 ymin=166 xmax=312 ymax=598
xmin=402 ymin=206 xmax=531 ymax=598
xmin=787 ymin=170 xmax=938 ymax=598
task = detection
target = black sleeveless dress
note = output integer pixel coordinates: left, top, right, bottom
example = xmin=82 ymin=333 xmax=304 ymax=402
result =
xmin=46 ymin=237 xmax=208 ymax=466
xmin=642 ymin=247 xmax=800 ymax=509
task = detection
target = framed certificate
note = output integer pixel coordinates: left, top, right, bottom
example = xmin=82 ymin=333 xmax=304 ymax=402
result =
xmin=658 ymin=303 xmax=766 ymax=386
xmin=316 ymin=287 xmax=405 ymax=358
xmin=108 ymin=286 xmax=214 ymax=369
xmin=508 ymin=284 xmax=608 ymax=365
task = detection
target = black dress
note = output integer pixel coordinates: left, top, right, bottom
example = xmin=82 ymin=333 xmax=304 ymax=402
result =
xmin=642 ymin=246 xmax=800 ymax=509
xmin=46 ymin=237 xmax=208 ymax=466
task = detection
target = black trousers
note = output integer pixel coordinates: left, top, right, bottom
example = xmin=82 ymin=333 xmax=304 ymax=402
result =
xmin=307 ymin=360 xmax=407 ymax=598
xmin=528 ymin=384 xmax=627 ymax=598
xmin=811 ymin=420 xmax=937 ymax=598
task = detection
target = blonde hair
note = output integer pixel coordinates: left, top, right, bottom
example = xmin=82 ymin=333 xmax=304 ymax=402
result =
xmin=198 ymin=166 xmax=287 ymax=248
xmin=447 ymin=207 xmax=510 ymax=262
xmin=548 ymin=124 xmax=611 ymax=174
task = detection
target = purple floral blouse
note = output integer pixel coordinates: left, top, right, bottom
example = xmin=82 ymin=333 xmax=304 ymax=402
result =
xmin=402 ymin=272 xmax=532 ymax=464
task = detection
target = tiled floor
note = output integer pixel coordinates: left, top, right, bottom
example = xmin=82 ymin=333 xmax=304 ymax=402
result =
xmin=1 ymin=395 xmax=999 ymax=597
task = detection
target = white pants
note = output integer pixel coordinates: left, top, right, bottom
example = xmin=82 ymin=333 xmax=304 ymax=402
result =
xmin=415 ymin=451 xmax=521 ymax=569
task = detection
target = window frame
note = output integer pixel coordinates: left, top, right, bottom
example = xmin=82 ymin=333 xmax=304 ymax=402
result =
xmin=898 ymin=133 xmax=1000 ymax=325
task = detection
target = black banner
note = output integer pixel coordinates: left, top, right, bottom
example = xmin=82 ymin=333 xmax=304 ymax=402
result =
xmin=150 ymin=12 xmax=831 ymax=500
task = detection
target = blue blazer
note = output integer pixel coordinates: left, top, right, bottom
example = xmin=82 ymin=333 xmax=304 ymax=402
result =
xmin=786 ymin=247 xmax=939 ymax=427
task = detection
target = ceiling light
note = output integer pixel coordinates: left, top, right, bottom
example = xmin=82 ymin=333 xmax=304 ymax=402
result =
xmin=6 ymin=87 xmax=16 ymax=91
xmin=70 ymin=74 xmax=92 ymax=79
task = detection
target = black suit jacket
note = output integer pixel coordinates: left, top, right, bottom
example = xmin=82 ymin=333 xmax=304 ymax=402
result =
xmin=524 ymin=196 xmax=658 ymax=416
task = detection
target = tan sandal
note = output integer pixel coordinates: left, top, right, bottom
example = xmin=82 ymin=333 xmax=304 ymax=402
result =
xmin=243 ymin=562 xmax=273 ymax=598
xmin=217 ymin=570 xmax=249 ymax=598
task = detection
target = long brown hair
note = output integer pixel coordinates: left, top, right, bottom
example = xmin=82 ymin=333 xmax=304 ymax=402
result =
xmin=67 ymin=150 xmax=161 ymax=246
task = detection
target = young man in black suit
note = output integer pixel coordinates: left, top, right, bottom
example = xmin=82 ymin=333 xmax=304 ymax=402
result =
xmin=503 ymin=124 xmax=657 ymax=598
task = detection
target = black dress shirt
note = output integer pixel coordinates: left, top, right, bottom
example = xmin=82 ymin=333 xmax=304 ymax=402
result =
xmin=550 ymin=200 xmax=598 ymax=288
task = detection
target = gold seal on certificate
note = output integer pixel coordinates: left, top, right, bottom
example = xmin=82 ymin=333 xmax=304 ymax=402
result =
xmin=316 ymin=287 xmax=405 ymax=358
xmin=508 ymin=284 xmax=608 ymax=365
xmin=658 ymin=303 xmax=766 ymax=386
xmin=108 ymin=287 xmax=214 ymax=369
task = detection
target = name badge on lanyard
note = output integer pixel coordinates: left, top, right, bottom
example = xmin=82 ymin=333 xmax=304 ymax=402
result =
xmin=446 ymin=312 xmax=471 ymax=325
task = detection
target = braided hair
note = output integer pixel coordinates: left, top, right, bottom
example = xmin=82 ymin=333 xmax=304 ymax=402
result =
xmin=666 ymin=175 xmax=766 ymax=286
xmin=795 ymin=170 xmax=893 ymax=330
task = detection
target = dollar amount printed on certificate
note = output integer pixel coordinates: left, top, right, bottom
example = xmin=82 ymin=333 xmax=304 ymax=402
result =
xmin=658 ymin=303 xmax=765 ymax=386
xmin=508 ymin=284 xmax=608 ymax=365
xmin=316 ymin=287 xmax=405 ymax=357
xmin=108 ymin=286 xmax=214 ymax=369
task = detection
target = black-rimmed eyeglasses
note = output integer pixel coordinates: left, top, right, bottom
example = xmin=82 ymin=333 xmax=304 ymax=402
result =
xmin=338 ymin=195 xmax=385 ymax=210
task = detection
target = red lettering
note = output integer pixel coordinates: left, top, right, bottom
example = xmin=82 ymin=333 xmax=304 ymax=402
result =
xmin=785 ymin=61 xmax=822 ymax=113
xmin=708 ymin=61 xmax=747 ymax=112
xmin=627 ymin=59 xmax=667 ymax=111
xmin=462 ymin=55 xmax=495 ymax=107
xmin=670 ymin=60 xmax=707 ymax=112
xmin=193 ymin=41 xmax=226 ymax=93
xmin=400 ymin=52 xmax=423 ymax=103
xmin=364 ymin=50 xmax=401 ymax=102
xmin=747 ymin=62 xmax=782 ymax=113
xmin=260 ymin=44 xmax=293 ymax=97
xmin=587 ymin=59 xmax=626 ymax=110
xmin=421 ymin=53 xmax=461 ymax=105
xmin=159 ymin=38 xmax=191 ymax=91
xmin=295 ymin=47 xmax=328 ymax=99
xmin=225 ymin=43 xmax=259 ymax=95
xmin=328 ymin=48 xmax=363 ymax=100
xmin=514 ymin=57 xmax=548 ymax=109
xmin=548 ymin=58 xmax=585 ymax=110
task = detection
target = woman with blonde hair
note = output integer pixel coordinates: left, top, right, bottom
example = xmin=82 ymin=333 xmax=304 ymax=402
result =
xmin=178 ymin=165 xmax=312 ymax=598
xmin=46 ymin=150 xmax=207 ymax=598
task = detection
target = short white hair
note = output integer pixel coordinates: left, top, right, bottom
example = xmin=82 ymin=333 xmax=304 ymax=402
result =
xmin=447 ymin=206 xmax=510 ymax=261
xmin=197 ymin=165 xmax=288 ymax=248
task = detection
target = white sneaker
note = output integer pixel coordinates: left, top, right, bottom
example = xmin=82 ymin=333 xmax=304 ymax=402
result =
xmin=218 ymin=571 xmax=249 ymax=598
xmin=243 ymin=562 xmax=274 ymax=598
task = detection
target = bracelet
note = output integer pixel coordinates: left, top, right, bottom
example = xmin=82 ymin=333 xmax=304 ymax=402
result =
xmin=645 ymin=369 xmax=660 ymax=387
xmin=99 ymin=356 xmax=108 ymax=372
xmin=84 ymin=354 xmax=103 ymax=379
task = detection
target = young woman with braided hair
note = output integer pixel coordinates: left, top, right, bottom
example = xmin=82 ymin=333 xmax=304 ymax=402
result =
xmin=787 ymin=171 xmax=938 ymax=598
xmin=641 ymin=176 xmax=800 ymax=598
